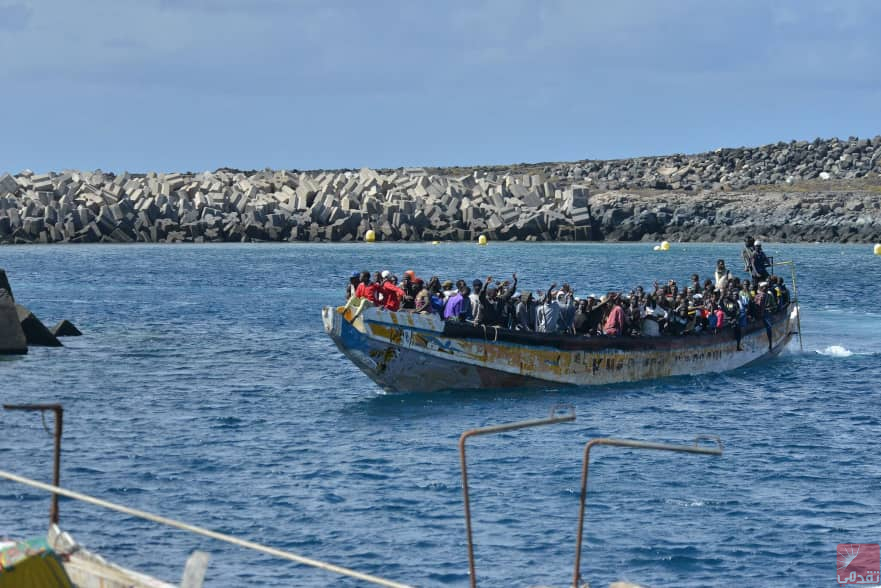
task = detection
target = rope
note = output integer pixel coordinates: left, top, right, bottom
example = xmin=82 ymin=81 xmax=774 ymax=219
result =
xmin=0 ymin=470 xmax=412 ymax=588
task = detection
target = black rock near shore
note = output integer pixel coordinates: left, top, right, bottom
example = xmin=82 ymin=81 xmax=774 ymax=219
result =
xmin=1 ymin=136 xmax=879 ymax=244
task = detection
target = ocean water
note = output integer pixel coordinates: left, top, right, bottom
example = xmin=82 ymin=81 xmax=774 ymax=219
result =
xmin=1 ymin=242 xmax=879 ymax=587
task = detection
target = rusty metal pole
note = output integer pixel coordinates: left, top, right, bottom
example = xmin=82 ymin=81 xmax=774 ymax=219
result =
xmin=3 ymin=403 xmax=64 ymax=525
xmin=572 ymin=436 xmax=723 ymax=588
xmin=459 ymin=404 xmax=576 ymax=588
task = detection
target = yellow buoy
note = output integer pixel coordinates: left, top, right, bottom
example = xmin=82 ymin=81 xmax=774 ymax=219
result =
xmin=364 ymin=229 xmax=376 ymax=243
xmin=477 ymin=234 xmax=488 ymax=246
xmin=660 ymin=240 xmax=671 ymax=251
xmin=874 ymin=243 xmax=881 ymax=255
xmin=431 ymin=240 xmax=440 ymax=245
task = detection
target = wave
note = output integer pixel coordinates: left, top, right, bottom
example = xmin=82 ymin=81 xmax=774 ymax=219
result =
xmin=816 ymin=345 xmax=854 ymax=357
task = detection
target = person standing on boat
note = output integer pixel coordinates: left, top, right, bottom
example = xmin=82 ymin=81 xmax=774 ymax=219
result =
xmin=742 ymin=236 xmax=770 ymax=282
xmin=752 ymin=241 xmax=771 ymax=281
xmin=603 ymin=293 xmax=625 ymax=336
xmin=742 ymin=236 xmax=756 ymax=276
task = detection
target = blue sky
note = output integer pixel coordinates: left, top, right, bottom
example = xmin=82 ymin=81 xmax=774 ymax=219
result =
xmin=1 ymin=0 xmax=879 ymax=172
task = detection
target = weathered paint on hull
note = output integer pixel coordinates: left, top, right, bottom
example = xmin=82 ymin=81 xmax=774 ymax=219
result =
xmin=321 ymin=305 xmax=799 ymax=393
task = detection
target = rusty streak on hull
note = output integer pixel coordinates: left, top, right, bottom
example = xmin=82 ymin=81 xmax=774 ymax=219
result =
xmin=321 ymin=305 xmax=799 ymax=393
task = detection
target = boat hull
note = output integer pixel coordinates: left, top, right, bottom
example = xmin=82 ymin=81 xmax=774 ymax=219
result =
xmin=322 ymin=304 xmax=799 ymax=393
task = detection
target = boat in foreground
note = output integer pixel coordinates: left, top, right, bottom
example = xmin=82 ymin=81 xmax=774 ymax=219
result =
xmin=322 ymin=301 xmax=799 ymax=393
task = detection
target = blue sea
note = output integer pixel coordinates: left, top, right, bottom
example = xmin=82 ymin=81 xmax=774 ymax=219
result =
xmin=2 ymin=242 xmax=879 ymax=587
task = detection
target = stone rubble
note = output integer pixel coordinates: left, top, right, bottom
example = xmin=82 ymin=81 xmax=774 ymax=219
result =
xmin=0 ymin=136 xmax=879 ymax=245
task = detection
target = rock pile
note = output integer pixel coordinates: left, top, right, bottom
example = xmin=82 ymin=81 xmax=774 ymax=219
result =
xmin=0 ymin=136 xmax=879 ymax=244
xmin=528 ymin=135 xmax=881 ymax=192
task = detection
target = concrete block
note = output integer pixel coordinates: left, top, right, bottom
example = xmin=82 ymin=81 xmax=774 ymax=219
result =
xmin=0 ymin=292 xmax=26 ymax=354
xmin=0 ymin=174 xmax=20 ymax=194
xmin=0 ymin=269 xmax=13 ymax=301
xmin=487 ymin=214 xmax=504 ymax=231
xmin=15 ymin=303 xmax=62 ymax=347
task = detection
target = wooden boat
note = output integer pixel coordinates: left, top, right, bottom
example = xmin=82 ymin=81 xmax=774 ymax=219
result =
xmin=322 ymin=300 xmax=799 ymax=393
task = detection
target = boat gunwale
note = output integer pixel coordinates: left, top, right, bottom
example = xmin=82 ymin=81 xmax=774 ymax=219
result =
xmin=357 ymin=304 xmax=793 ymax=353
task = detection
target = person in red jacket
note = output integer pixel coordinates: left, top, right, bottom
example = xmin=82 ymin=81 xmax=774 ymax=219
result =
xmin=380 ymin=271 xmax=405 ymax=311
xmin=354 ymin=271 xmax=371 ymax=299
xmin=364 ymin=271 xmax=384 ymax=305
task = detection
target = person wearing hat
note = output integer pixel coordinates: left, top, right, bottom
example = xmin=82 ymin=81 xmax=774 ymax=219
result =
xmin=742 ymin=236 xmax=770 ymax=282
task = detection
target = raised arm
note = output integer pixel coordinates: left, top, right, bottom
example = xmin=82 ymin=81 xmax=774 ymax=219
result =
xmin=500 ymin=273 xmax=518 ymax=302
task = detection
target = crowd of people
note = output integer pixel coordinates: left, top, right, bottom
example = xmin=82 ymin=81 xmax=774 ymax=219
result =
xmin=345 ymin=237 xmax=790 ymax=348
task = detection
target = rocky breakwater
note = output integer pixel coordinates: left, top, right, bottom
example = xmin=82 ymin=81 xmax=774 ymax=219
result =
xmin=0 ymin=135 xmax=879 ymax=245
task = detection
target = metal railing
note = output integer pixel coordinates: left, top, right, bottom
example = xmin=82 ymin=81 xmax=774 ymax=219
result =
xmin=459 ymin=404 xmax=577 ymax=588
xmin=572 ymin=435 xmax=724 ymax=587
xmin=3 ymin=403 xmax=62 ymax=523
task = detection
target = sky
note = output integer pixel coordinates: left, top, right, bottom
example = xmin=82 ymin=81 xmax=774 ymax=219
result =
xmin=1 ymin=0 xmax=879 ymax=173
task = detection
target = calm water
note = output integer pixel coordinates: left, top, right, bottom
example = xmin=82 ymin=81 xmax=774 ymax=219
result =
xmin=1 ymin=242 xmax=879 ymax=587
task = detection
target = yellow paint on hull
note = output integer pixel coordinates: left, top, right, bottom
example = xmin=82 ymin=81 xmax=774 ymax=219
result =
xmin=322 ymin=305 xmax=798 ymax=392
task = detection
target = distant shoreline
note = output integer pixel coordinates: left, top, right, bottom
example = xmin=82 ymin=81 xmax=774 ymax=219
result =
xmin=2 ymin=136 xmax=879 ymax=245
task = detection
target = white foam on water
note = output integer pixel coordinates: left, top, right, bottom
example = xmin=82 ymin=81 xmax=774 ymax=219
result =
xmin=816 ymin=345 xmax=854 ymax=358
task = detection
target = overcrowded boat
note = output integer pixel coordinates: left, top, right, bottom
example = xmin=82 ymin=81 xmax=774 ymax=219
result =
xmin=323 ymin=244 xmax=801 ymax=393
